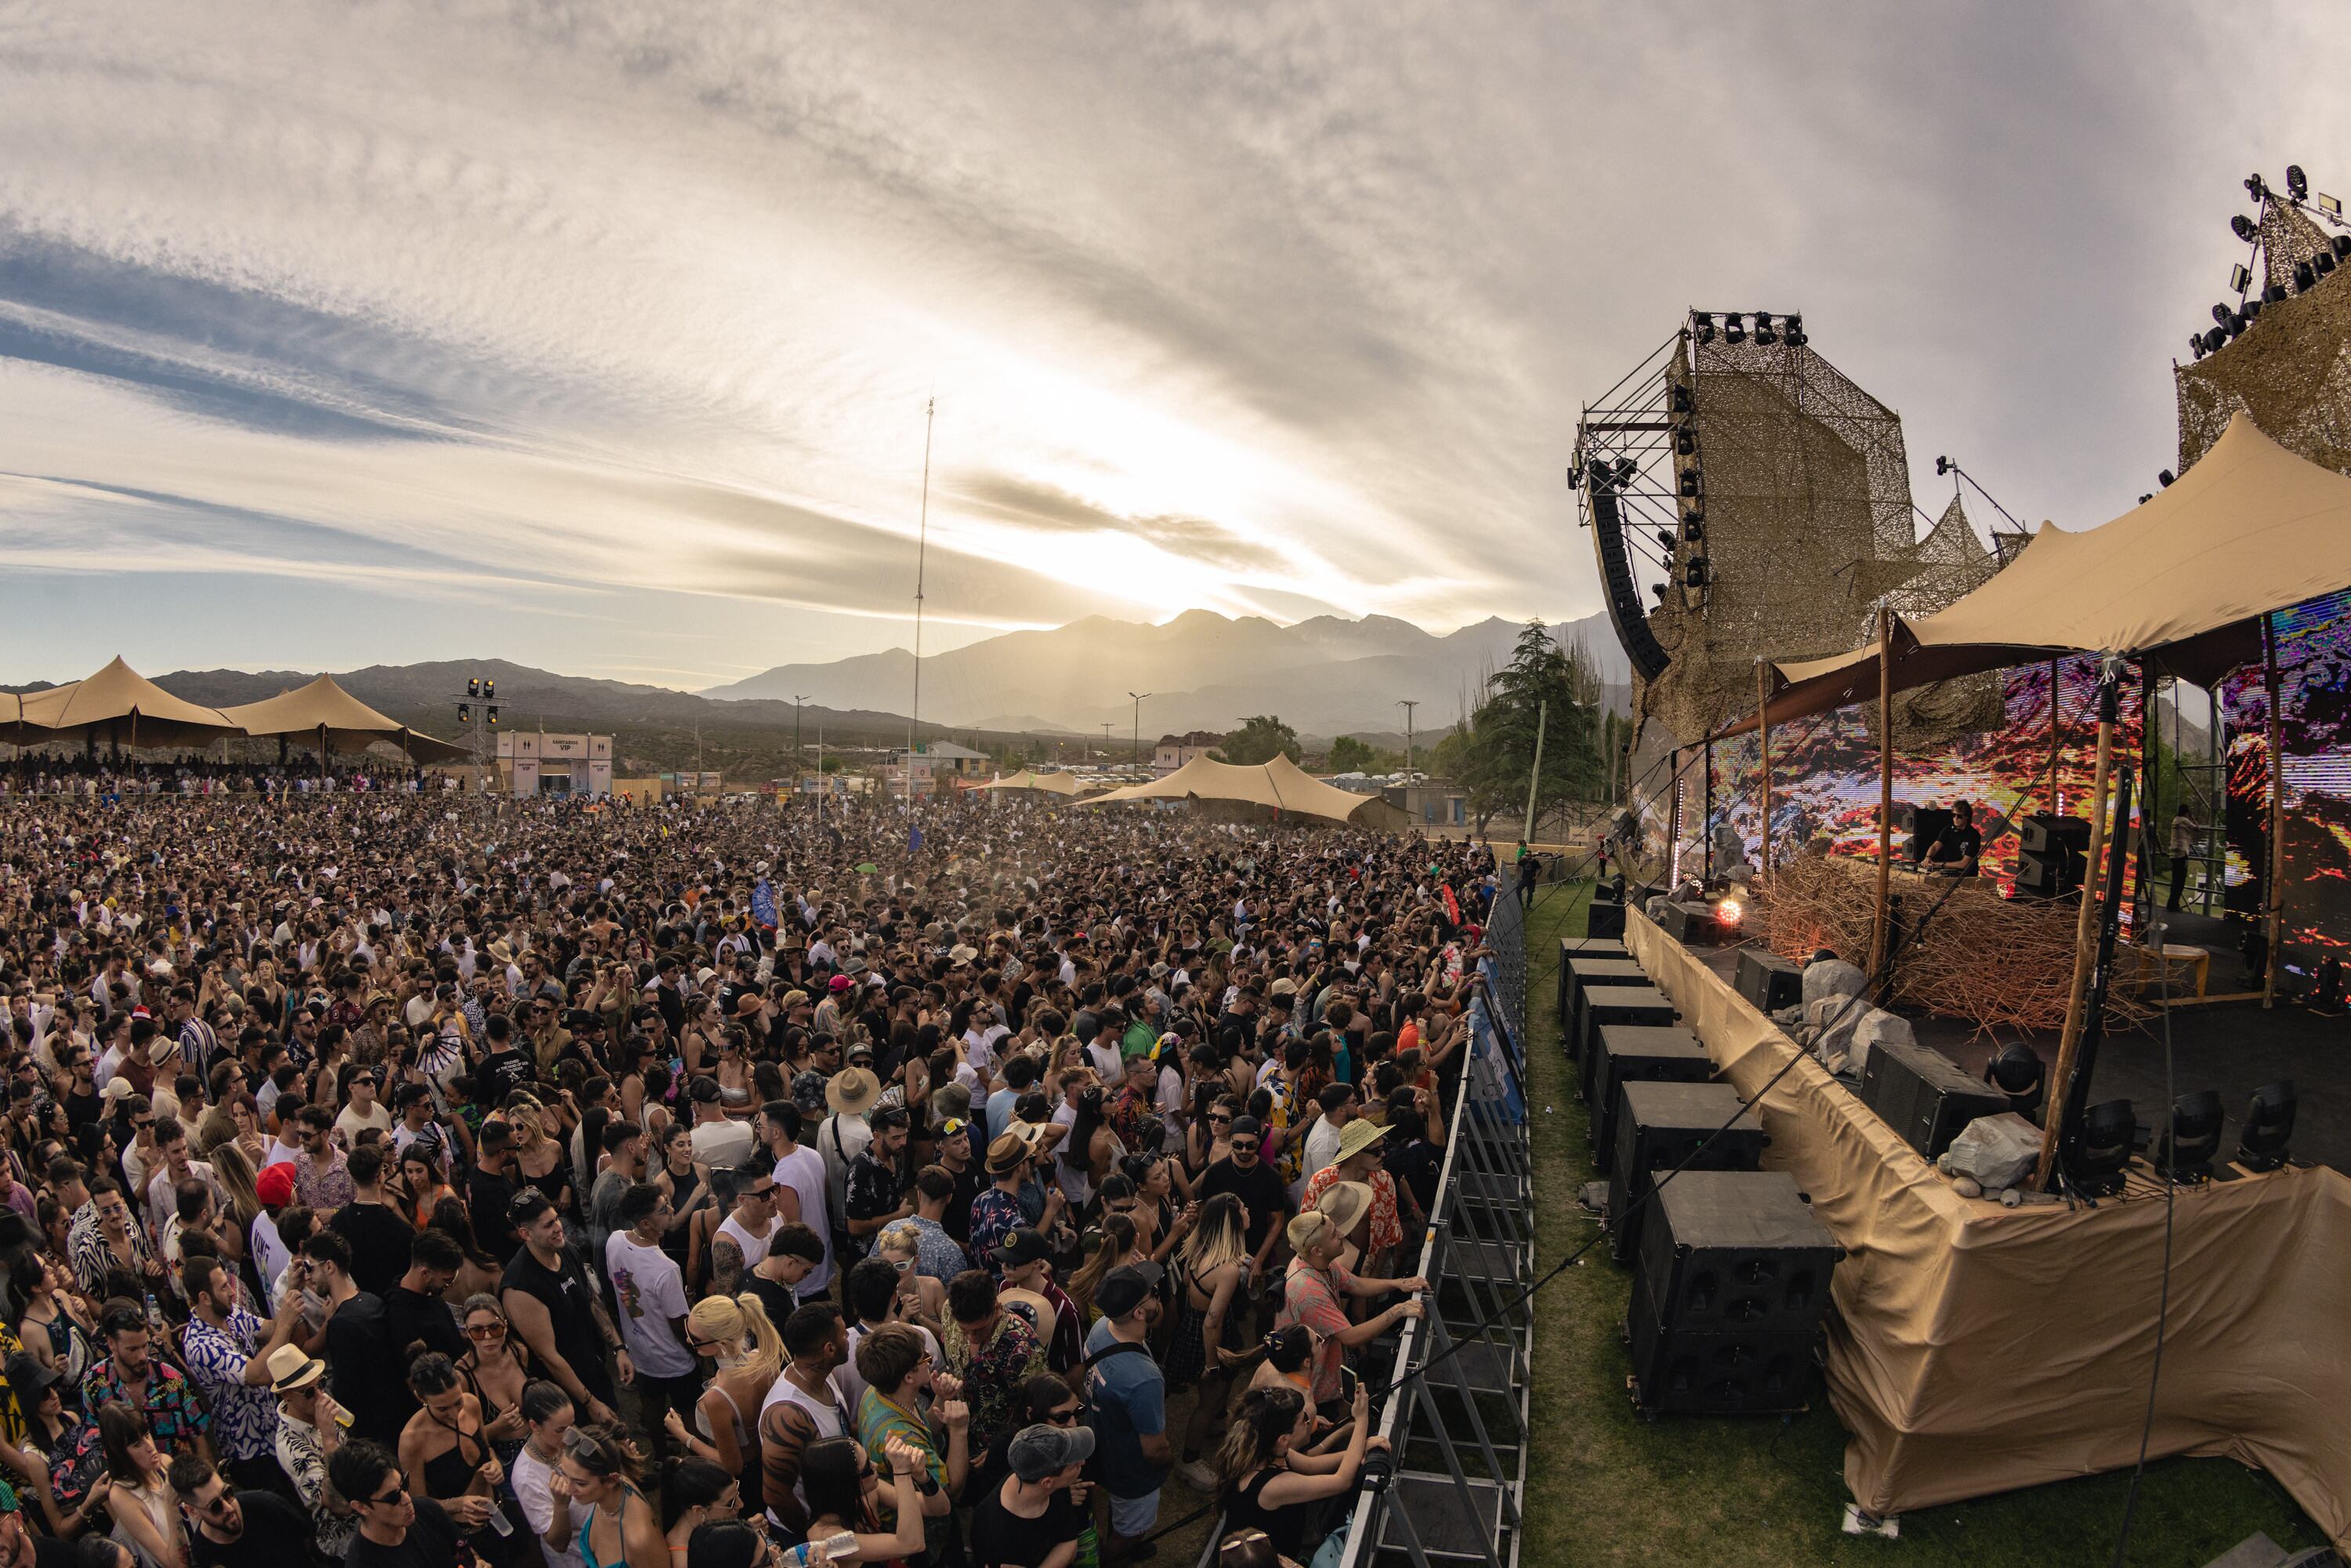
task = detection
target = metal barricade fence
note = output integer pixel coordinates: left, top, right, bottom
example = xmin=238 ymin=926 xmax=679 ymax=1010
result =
xmin=1318 ymin=889 xmax=1534 ymax=1568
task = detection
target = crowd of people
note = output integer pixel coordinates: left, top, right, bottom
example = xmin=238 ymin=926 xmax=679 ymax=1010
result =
xmin=0 ymin=781 xmax=1503 ymax=1568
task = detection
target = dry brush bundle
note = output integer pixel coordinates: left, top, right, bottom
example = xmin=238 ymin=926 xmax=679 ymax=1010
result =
xmin=1754 ymin=852 xmax=2150 ymax=1035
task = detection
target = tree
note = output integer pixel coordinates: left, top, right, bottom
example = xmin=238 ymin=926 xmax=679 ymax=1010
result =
xmin=1440 ymin=621 xmax=1607 ymax=837
xmin=1328 ymin=735 xmax=1378 ymax=773
xmin=1222 ymin=715 xmax=1302 ymax=766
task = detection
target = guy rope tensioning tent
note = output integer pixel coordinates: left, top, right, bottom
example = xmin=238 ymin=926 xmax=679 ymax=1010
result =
xmin=1085 ymin=751 xmax=1410 ymax=830
xmin=219 ymin=673 xmax=469 ymax=764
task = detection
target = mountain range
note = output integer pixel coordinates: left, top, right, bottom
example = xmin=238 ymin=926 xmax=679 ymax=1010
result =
xmin=705 ymin=609 xmax=1628 ymax=741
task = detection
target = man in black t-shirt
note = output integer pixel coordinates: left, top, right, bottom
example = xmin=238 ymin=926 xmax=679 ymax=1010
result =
xmin=168 ymin=1454 xmax=318 ymax=1568
xmin=465 ymin=1122 xmax=520 ymax=1258
xmin=328 ymin=1145 xmax=416 ymax=1298
xmin=971 ymin=1423 xmax=1093 ymax=1568
xmin=472 ymin=1016 xmax=534 ymax=1106
xmin=305 ymin=1230 xmax=405 ymax=1450
xmin=1194 ymin=1117 xmax=1290 ymax=1278
xmin=328 ymin=1441 xmax=469 ymax=1568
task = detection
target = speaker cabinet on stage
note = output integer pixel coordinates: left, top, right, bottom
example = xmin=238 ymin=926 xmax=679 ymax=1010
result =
xmin=1588 ymin=899 xmax=1627 ymax=938
xmin=1589 ymin=1026 xmax=1715 ymax=1156
xmin=2015 ymin=848 xmax=2086 ymax=898
xmin=1860 ymin=1039 xmax=2009 ymax=1160
xmin=1575 ymin=989 xmax=1677 ymax=1103
xmin=2020 ymin=813 xmax=2092 ymax=855
xmin=1626 ymin=1171 xmax=1838 ymax=1417
xmin=1734 ymin=951 xmax=1802 ymax=1015
xmin=1557 ymin=937 xmax=1630 ymax=1030
xmin=1563 ymin=959 xmax=1647 ymax=1055
xmin=1905 ymin=806 xmax=1954 ymax=862
xmin=1609 ymin=1081 xmax=1764 ymax=1266
xmin=1657 ymin=900 xmax=1721 ymax=945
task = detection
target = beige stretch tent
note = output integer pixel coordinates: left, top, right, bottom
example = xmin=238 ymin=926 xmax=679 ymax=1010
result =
xmin=221 ymin=674 xmax=469 ymax=762
xmin=1733 ymin=413 xmax=2351 ymax=733
xmin=975 ymin=769 xmax=1083 ymax=796
xmin=1087 ymin=752 xmax=1408 ymax=830
xmin=15 ymin=658 xmax=241 ymax=751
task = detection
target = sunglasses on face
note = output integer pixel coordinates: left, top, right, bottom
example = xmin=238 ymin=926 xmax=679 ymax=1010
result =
xmin=465 ymin=1322 xmax=505 ymax=1340
xmin=365 ymin=1477 xmax=408 ymax=1508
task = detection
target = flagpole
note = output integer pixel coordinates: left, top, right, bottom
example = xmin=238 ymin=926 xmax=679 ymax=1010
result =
xmin=907 ymin=397 xmax=933 ymax=831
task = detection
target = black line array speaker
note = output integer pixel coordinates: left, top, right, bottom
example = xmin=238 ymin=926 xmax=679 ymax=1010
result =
xmin=1563 ymin=958 xmax=1648 ymax=1054
xmin=1734 ymin=951 xmax=1802 ymax=1015
xmin=1609 ymin=1081 xmax=1764 ymax=1266
xmin=1575 ymin=989 xmax=1676 ymax=1103
xmin=1589 ymin=1026 xmax=1715 ymax=1156
xmin=1557 ymin=937 xmax=1630 ymax=1030
xmin=1626 ymin=1171 xmax=1840 ymax=1417
xmin=1859 ymin=1039 xmax=2009 ymax=1160
xmin=2015 ymin=848 xmax=2086 ymax=898
xmin=1586 ymin=476 xmax=1672 ymax=682
xmin=1905 ymin=806 xmax=1953 ymax=862
xmin=2020 ymin=813 xmax=2092 ymax=855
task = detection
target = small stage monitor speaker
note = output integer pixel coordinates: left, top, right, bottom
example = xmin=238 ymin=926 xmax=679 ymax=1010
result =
xmin=1657 ymin=900 xmax=1722 ymax=945
xmin=1734 ymin=951 xmax=1802 ymax=1015
xmin=1860 ymin=1040 xmax=2009 ymax=1160
xmin=2020 ymin=813 xmax=2092 ymax=855
xmin=2015 ymin=848 xmax=2085 ymax=898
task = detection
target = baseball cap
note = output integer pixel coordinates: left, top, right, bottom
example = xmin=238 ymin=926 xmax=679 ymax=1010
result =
xmin=1229 ymin=1115 xmax=1263 ymax=1139
xmin=1092 ymin=1262 xmax=1162 ymax=1320
xmin=256 ymin=1163 xmax=297 ymax=1208
xmin=989 ymin=1226 xmax=1051 ymax=1267
xmin=1008 ymin=1422 xmax=1095 ymax=1483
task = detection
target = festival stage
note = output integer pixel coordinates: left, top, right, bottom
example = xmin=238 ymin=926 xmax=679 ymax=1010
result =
xmin=1625 ymin=907 xmax=2351 ymax=1550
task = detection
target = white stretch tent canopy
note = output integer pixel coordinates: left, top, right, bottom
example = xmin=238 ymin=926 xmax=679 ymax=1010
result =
xmin=13 ymin=658 xmax=242 ymax=750
xmin=1731 ymin=414 xmax=2351 ymax=734
xmin=974 ymin=769 xmax=1083 ymax=796
xmin=220 ymin=674 xmax=469 ymax=762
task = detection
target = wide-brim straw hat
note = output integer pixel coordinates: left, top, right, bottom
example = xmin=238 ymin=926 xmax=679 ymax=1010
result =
xmin=1313 ymin=1179 xmax=1374 ymax=1239
xmin=826 ymin=1067 xmax=882 ymax=1117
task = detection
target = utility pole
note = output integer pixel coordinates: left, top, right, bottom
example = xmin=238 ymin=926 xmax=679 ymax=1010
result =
xmin=1100 ymin=722 xmax=1114 ymax=761
xmin=907 ymin=398 xmax=934 ymax=824
xmin=1128 ymin=692 xmax=1152 ymax=766
xmin=1396 ymin=699 xmax=1419 ymax=773
xmin=792 ymin=695 xmax=810 ymax=772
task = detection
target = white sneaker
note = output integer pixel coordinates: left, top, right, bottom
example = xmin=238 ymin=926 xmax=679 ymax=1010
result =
xmin=1175 ymin=1460 xmax=1219 ymax=1493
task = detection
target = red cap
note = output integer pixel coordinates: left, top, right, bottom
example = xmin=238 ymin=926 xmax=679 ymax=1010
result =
xmin=256 ymin=1163 xmax=297 ymax=1208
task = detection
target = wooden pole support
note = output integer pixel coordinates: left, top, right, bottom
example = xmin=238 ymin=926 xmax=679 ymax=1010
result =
xmin=2035 ymin=690 xmax=2115 ymax=1191
xmin=1756 ymin=661 xmax=1773 ymax=878
xmin=1867 ymin=606 xmax=1894 ymax=993
xmin=2265 ymin=614 xmax=2284 ymax=1008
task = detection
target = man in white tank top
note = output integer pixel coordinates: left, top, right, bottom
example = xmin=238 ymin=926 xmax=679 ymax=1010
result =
xmin=759 ymin=1103 xmax=835 ymax=1299
xmin=711 ymin=1173 xmax=779 ymax=1291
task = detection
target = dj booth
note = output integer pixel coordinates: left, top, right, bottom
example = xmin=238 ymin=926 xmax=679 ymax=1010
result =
xmin=1623 ymin=907 xmax=2351 ymax=1548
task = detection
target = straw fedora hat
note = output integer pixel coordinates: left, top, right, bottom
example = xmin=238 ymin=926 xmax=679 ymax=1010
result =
xmin=1333 ymin=1119 xmax=1390 ymax=1167
xmin=1313 ymin=1179 xmax=1375 ymax=1239
xmin=266 ymin=1342 xmax=326 ymax=1394
xmin=825 ymin=1067 xmax=882 ymax=1117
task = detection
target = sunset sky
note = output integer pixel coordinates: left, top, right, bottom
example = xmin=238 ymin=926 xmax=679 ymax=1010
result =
xmin=2 ymin=2 xmax=2345 ymax=686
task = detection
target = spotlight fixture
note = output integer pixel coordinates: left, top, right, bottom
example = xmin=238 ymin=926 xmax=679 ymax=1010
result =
xmin=458 ymin=702 xmax=473 ymax=724
xmin=2229 ymin=263 xmax=2253 ymax=295
xmin=2189 ymin=335 xmax=2206 ymax=362
xmin=1751 ymin=312 xmax=1777 ymax=346
xmin=1935 ymin=455 xmax=1951 ymax=476
xmin=483 ymin=679 xmax=494 ymax=698
xmin=2064 ymin=1097 xmax=2138 ymax=1197
xmin=1650 ymin=582 xmax=1668 ymax=599
xmin=2265 ymin=282 xmax=2288 ymax=304
xmin=2318 ymin=249 xmax=2338 ymax=277
xmin=2156 ymin=1089 xmax=2224 ymax=1182
xmin=1694 ymin=313 xmax=1717 ymax=344
xmin=2243 ymin=298 xmax=2262 ymax=320
xmin=2212 ymin=302 xmax=2236 ymax=327
xmin=2298 ymin=262 xmax=2320 ymax=292
xmin=1682 ymin=519 xmax=1705 ymax=543
xmin=2139 ymin=494 xmax=2154 ymax=505
xmin=2335 ymin=235 xmax=2351 ymax=260
xmin=2202 ymin=326 xmax=2229 ymax=355
xmin=2321 ymin=194 xmax=2346 ymax=219
xmin=2245 ymin=172 xmax=2270 ymax=204
xmin=1675 ymin=429 xmax=1696 ymax=456
xmin=1567 ymin=459 xmax=1585 ymax=487
xmin=1715 ymin=896 xmax=1744 ymax=928
xmin=1613 ymin=456 xmax=1638 ymax=483
xmin=1983 ymin=1042 xmax=2046 ymax=1121
xmin=2236 ymin=1080 xmax=2296 ymax=1171
xmin=2228 ymin=311 xmax=2249 ymax=338
xmin=1679 ymin=469 xmax=1701 ymax=497
xmin=1682 ymin=502 xmax=1704 ymax=526
xmin=1783 ymin=313 xmax=1806 ymax=346
xmin=467 ymin=679 xmax=481 ymax=698
xmin=2232 ymin=214 xmax=2259 ymax=243
xmin=1684 ymin=558 xmax=1712 ymax=588
xmin=487 ymin=706 xmax=501 ymax=726
xmin=2288 ymin=164 xmax=2309 ymax=201
xmin=2159 ymin=469 xmax=2176 ymax=487
xmin=1724 ymin=313 xmax=1747 ymax=345
xmin=1657 ymin=528 xmax=1677 ymax=552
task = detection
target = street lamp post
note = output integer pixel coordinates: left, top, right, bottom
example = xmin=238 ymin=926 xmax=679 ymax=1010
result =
xmin=1396 ymin=699 xmax=1419 ymax=773
xmin=1128 ymin=691 xmax=1152 ymax=768
xmin=792 ymin=695 xmax=810 ymax=771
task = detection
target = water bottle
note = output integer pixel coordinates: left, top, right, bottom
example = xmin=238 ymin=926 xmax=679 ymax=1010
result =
xmin=779 ymin=1530 xmax=858 ymax=1568
xmin=485 ymin=1502 xmax=515 ymax=1537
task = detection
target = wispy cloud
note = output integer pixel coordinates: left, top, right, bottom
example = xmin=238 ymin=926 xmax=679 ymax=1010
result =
xmin=0 ymin=1 xmax=2346 ymax=686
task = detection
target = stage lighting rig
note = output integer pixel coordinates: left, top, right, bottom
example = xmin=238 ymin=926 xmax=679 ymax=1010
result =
xmin=2296 ymin=261 xmax=2317 ymax=292
xmin=1675 ymin=428 xmax=1696 ymax=456
xmin=2288 ymin=163 xmax=2309 ymax=201
xmin=2246 ymin=172 xmax=2270 ymax=204
xmin=2212 ymin=302 xmax=2236 ymax=328
xmin=2229 ymin=263 xmax=2253 ymax=295
xmin=487 ymin=706 xmax=501 ymax=727
xmin=2231 ymin=214 xmax=2258 ymax=244
xmin=1723 ymin=313 xmax=1746 ymax=344
xmin=1783 ymin=313 xmax=1806 ymax=346
xmin=1983 ymin=1043 xmax=2046 ymax=1121
xmin=2064 ymin=1097 xmax=2138 ymax=1197
xmin=467 ymin=679 xmax=480 ymax=698
xmin=2317 ymin=248 xmax=2338 ymax=277
xmin=1694 ymin=313 xmax=1717 ymax=344
xmin=1679 ymin=469 xmax=1701 ymax=497
xmin=2157 ymin=1089 xmax=2224 ymax=1183
xmin=2237 ymin=1081 xmax=2296 ymax=1171
xmin=1751 ymin=312 xmax=1777 ymax=345
xmin=458 ymin=702 xmax=473 ymax=724
xmin=2158 ymin=469 xmax=2176 ymax=487
xmin=1670 ymin=383 xmax=1694 ymax=415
